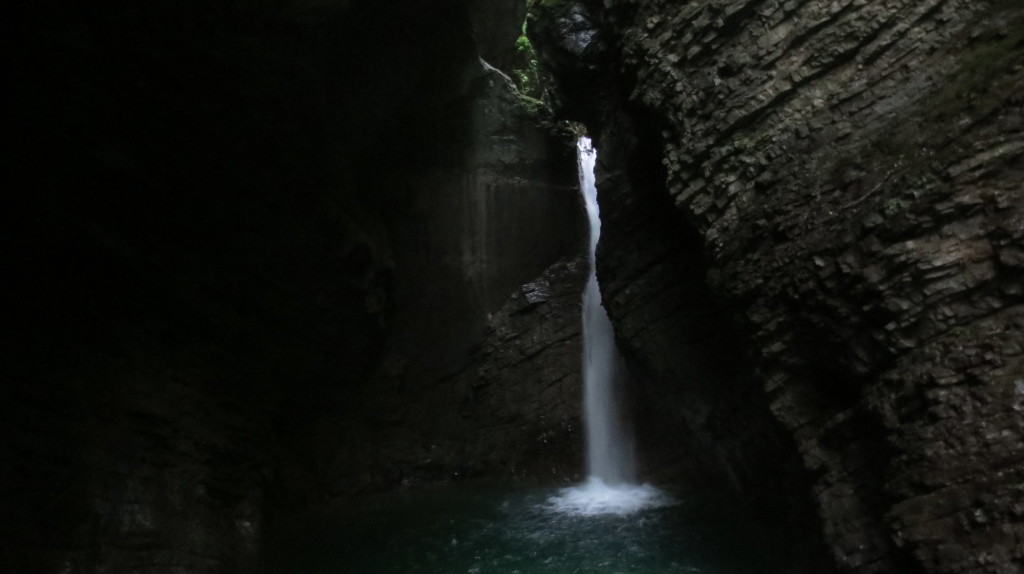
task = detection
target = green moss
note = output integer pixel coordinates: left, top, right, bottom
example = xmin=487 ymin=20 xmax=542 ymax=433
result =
xmin=514 ymin=94 xmax=546 ymax=115
xmin=511 ymin=14 xmax=543 ymax=99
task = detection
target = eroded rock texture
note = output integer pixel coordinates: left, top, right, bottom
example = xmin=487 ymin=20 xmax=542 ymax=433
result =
xmin=532 ymin=1 xmax=1023 ymax=573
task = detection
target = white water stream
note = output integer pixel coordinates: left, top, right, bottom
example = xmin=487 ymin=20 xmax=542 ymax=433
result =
xmin=548 ymin=137 xmax=674 ymax=516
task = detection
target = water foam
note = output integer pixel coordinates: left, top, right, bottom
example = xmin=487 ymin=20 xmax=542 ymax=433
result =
xmin=546 ymin=477 xmax=677 ymax=517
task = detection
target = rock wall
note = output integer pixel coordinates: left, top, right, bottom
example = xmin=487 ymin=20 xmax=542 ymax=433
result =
xmin=379 ymin=64 xmax=584 ymax=388
xmin=339 ymin=257 xmax=587 ymax=491
xmin=531 ymin=1 xmax=1023 ymax=573
xmin=10 ymin=1 xmax=584 ymax=573
xmin=287 ymin=66 xmax=588 ymax=498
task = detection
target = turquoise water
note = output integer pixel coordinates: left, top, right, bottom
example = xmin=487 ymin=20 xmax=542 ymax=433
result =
xmin=271 ymin=483 xmax=782 ymax=574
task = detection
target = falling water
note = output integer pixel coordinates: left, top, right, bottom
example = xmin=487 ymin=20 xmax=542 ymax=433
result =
xmin=547 ymin=137 xmax=674 ymax=516
xmin=277 ymin=139 xmax=735 ymax=574
xmin=578 ymin=136 xmax=635 ymax=484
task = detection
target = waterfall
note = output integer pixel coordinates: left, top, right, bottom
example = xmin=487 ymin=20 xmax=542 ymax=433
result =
xmin=578 ymin=137 xmax=635 ymax=484
xmin=546 ymin=137 xmax=674 ymax=516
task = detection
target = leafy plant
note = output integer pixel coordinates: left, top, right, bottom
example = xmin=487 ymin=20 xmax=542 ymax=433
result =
xmin=511 ymin=19 xmax=542 ymax=99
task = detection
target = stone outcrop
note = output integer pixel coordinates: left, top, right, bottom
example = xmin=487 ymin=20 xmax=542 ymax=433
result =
xmin=531 ymin=1 xmax=1023 ymax=573
xmin=338 ymin=257 xmax=587 ymax=491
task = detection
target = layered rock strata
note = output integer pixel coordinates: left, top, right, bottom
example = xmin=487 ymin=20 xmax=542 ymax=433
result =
xmin=531 ymin=1 xmax=1023 ymax=573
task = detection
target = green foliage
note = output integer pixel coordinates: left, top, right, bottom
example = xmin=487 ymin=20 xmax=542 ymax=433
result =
xmin=505 ymin=2 xmax=561 ymax=116
xmin=516 ymin=34 xmax=532 ymax=53
xmin=511 ymin=19 xmax=542 ymax=100
xmin=514 ymin=94 xmax=546 ymax=116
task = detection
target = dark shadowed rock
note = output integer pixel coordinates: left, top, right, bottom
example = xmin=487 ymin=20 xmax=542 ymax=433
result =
xmin=9 ymin=1 xmax=584 ymax=572
xmin=531 ymin=0 xmax=1023 ymax=573
xmin=527 ymin=0 xmax=610 ymax=125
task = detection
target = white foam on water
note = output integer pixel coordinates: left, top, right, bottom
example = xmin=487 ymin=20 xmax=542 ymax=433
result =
xmin=555 ymin=138 xmax=679 ymax=519
xmin=546 ymin=477 xmax=677 ymax=517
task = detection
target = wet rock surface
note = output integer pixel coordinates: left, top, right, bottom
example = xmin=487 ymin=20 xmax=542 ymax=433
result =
xmin=532 ymin=0 xmax=1023 ymax=573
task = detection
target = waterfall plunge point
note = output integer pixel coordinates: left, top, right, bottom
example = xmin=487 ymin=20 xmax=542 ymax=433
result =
xmin=547 ymin=137 xmax=675 ymax=517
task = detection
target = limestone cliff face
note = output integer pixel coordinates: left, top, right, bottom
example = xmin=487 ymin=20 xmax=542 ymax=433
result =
xmin=532 ymin=1 xmax=1023 ymax=573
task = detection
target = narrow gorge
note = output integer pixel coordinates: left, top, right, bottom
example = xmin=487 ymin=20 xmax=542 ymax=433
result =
xmin=9 ymin=1 xmax=1022 ymax=573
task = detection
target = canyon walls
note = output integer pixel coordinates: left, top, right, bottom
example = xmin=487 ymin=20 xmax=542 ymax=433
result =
xmin=10 ymin=1 xmax=584 ymax=572
xmin=530 ymin=1 xmax=1022 ymax=573
xmin=10 ymin=0 xmax=1022 ymax=572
